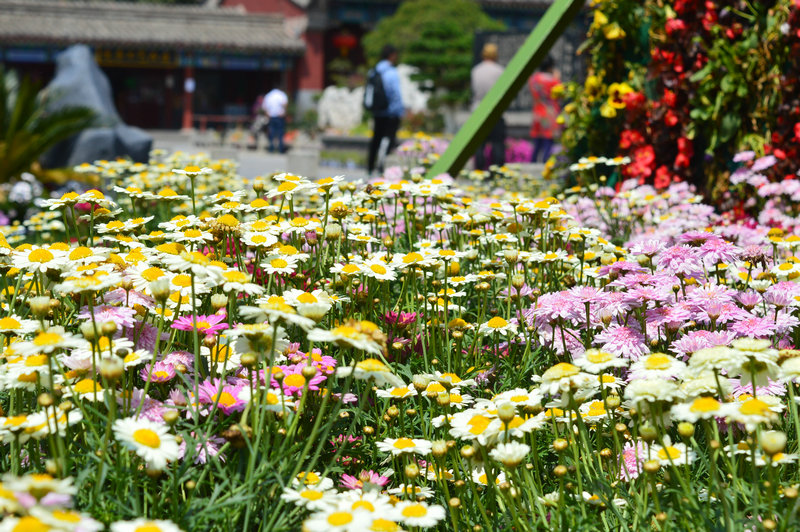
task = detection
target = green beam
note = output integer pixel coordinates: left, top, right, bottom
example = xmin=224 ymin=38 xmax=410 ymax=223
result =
xmin=426 ymin=0 xmax=585 ymax=179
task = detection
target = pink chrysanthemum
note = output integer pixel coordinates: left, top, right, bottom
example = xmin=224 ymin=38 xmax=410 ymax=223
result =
xmin=178 ymin=432 xmax=226 ymax=464
xmin=78 ymin=304 xmax=137 ymax=329
xmin=595 ymin=325 xmax=648 ymax=360
xmin=340 ymin=470 xmax=390 ymax=490
xmin=619 ymin=441 xmax=647 ymax=481
xmin=657 ymin=245 xmax=703 ymax=277
xmin=272 ymin=363 xmax=327 ymax=396
xmin=197 ymin=378 xmax=248 ymax=415
xmin=172 ymin=314 xmax=228 ymax=335
xmin=140 ymin=361 xmax=177 ymax=383
xmin=729 ymin=316 xmax=778 ymax=338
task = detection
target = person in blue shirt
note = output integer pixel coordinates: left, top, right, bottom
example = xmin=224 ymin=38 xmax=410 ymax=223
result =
xmin=367 ymin=45 xmax=405 ymax=176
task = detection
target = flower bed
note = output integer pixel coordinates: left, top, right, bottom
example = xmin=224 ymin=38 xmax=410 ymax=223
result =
xmin=1 ymin=152 xmax=800 ymax=530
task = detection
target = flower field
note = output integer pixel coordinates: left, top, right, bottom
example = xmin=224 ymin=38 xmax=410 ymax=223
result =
xmin=2 ymin=150 xmax=800 ymax=531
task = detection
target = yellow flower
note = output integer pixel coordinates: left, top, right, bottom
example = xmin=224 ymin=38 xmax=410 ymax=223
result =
xmin=603 ymin=23 xmax=626 ymax=40
xmin=600 ymin=101 xmax=617 ymax=118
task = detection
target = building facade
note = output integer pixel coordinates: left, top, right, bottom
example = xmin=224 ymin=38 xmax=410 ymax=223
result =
xmin=0 ymin=0 xmax=305 ymax=129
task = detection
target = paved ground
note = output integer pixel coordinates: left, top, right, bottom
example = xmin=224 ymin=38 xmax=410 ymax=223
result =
xmin=148 ymin=130 xmax=545 ymax=183
xmin=148 ymin=130 xmax=370 ymax=180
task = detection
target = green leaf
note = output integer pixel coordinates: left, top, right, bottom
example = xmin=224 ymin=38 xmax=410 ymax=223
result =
xmin=719 ymin=113 xmax=741 ymax=143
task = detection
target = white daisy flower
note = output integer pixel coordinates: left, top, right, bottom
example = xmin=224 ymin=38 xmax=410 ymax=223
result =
xmin=113 ymin=417 xmax=179 ymax=470
xmin=376 ymin=437 xmax=432 ymax=456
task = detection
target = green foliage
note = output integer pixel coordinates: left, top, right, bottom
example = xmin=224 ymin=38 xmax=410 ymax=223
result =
xmin=405 ymin=19 xmax=475 ymax=108
xmin=0 ymin=68 xmax=94 ymax=183
xmin=363 ymin=0 xmax=504 ymax=108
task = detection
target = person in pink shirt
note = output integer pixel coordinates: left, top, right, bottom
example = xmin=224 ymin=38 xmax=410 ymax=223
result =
xmin=529 ymin=55 xmax=561 ymax=162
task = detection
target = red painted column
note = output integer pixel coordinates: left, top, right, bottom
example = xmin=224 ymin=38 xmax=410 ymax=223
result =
xmin=181 ymin=66 xmax=195 ymax=131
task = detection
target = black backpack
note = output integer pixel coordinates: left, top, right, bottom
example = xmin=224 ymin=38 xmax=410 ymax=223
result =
xmin=363 ymin=68 xmax=389 ymax=113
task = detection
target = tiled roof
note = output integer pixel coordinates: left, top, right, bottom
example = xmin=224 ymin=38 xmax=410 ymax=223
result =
xmin=0 ymin=0 xmax=306 ymax=54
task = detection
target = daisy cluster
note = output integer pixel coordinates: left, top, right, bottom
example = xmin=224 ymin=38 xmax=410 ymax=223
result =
xmin=0 ymin=149 xmax=799 ymax=530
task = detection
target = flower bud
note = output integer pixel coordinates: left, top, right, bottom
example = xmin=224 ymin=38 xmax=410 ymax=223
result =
xmin=151 ymin=279 xmax=170 ymax=303
xmin=677 ymin=422 xmax=695 ymax=439
xmin=460 ymin=445 xmax=475 ymax=459
xmin=99 ymin=356 xmax=124 ymax=381
xmin=553 ymin=465 xmax=568 ymax=477
xmin=162 ymin=410 xmax=180 ymax=425
xmin=325 ymin=223 xmax=342 ymax=241
xmin=211 ymin=294 xmax=228 ymax=310
xmin=432 ymin=440 xmax=448 ymax=458
xmin=301 ymin=365 xmax=318 ymax=379
xmin=80 ymin=321 xmax=97 ymax=342
xmin=759 ymin=430 xmax=787 ymax=457
xmin=29 ymin=296 xmax=52 ymax=318
xmin=643 ymin=459 xmax=660 ymax=474
xmin=497 ymin=402 xmax=516 ymax=424
xmin=503 ymin=249 xmax=519 ymax=265
xmin=404 ymin=463 xmax=419 ymax=479
xmin=639 ymin=424 xmax=658 ymax=443
xmin=552 ymin=438 xmax=569 ymax=452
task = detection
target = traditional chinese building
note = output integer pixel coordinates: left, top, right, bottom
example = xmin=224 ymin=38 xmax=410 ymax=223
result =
xmin=0 ymin=0 xmax=305 ymax=129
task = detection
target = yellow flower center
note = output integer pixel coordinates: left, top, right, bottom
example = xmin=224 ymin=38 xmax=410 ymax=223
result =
xmin=393 ymin=437 xmax=416 ymax=449
xmin=690 ymin=397 xmax=720 ymax=413
xmin=586 ymin=351 xmax=613 ymax=363
xmin=486 ymin=317 xmax=508 ymax=329
xmin=270 ymin=258 xmax=289 ymax=269
xmin=300 ymin=489 xmax=324 ymax=500
xmin=133 ymin=428 xmax=161 ymax=448
xmin=217 ymin=392 xmax=237 ymax=408
xmin=468 ymin=415 xmax=492 ymax=435
xmin=73 ymin=379 xmax=102 ymax=394
xmin=224 ymin=271 xmax=248 ymax=282
xmin=142 ymin=267 xmax=166 ymax=282
xmin=29 ymin=249 xmax=55 ymax=263
xmin=357 ymin=358 xmax=388 ymax=372
xmin=327 ymin=512 xmax=353 ymax=526
xmin=12 ymin=516 xmax=49 ymax=532
xmin=657 ymin=446 xmax=681 ymax=461
xmin=370 ymin=264 xmax=387 ymax=275
xmin=33 ymin=332 xmax=63 ymax=346
xmin=740 ymin=398 xmax=771 ymax=416
xmin=644 ymin=353 xmax=672 ymax=370
xmin=0 ymin=317 xmax=21 ymax=329
xmin=173 ymin=274 xmax=192 ymax=287
xmin=401 ymin=504 xmax=428 ymax=518
xmin=296 ymin=293 xmax=318 ymax=304
xmin=284 ymin=374 xmax=306 ymax=388
xmin=544 ymin=362 xmax=580 ymax=380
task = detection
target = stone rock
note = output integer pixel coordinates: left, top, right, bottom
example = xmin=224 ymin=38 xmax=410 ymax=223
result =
xmin=396 ymin=64 xmax=429 ymax=114
xmin=316 ymin=64 xmax=430 ymax=131
xmin=317 ymin=85 xmax=364 ymax=131
xmin=40 ymin=45 xmax=152 ymax=167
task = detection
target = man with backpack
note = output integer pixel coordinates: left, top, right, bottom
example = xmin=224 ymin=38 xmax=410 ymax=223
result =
xmin=365 ymin=45 xmax=404 ymax=176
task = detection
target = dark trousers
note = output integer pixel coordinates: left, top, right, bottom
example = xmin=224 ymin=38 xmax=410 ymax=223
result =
xmin=475 ymin=118 xmax=506 ymax=170
xmin=532 ymin=137 xmax=554 ymax=162
xmin=267 ymin=116 xmax=286 ymax=153
xmin=367 ymin=116 xmax=400 ymax=174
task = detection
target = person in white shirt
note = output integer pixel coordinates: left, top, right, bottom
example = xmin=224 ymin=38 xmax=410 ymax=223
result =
xmin=262 ymin=88 xmax=288 ymax=153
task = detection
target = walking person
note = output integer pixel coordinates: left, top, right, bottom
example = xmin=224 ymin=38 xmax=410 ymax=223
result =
xmin=471 ymin=43 xmax=506 ymax=170
xmin=366 ymin=45 xmax=404 ymax=176
xmin=263 ymin=87 xmax=288 ymax=153
xmin=529 ymin=55 xmax=561 ymax=162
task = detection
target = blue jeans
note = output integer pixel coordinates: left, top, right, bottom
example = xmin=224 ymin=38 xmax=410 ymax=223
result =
xmin=267 ymin=116 xmax=286 ymax=153
xmin=532 ymin=137 xmax=554 ymax=162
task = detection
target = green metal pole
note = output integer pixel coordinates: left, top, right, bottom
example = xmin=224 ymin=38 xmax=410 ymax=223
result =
xmin=425 ymin=0 xmax=585 ymax=179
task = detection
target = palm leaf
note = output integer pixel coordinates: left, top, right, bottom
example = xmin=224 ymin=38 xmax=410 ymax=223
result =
xmin=0 ymin=65 xmax=95 ymax=183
